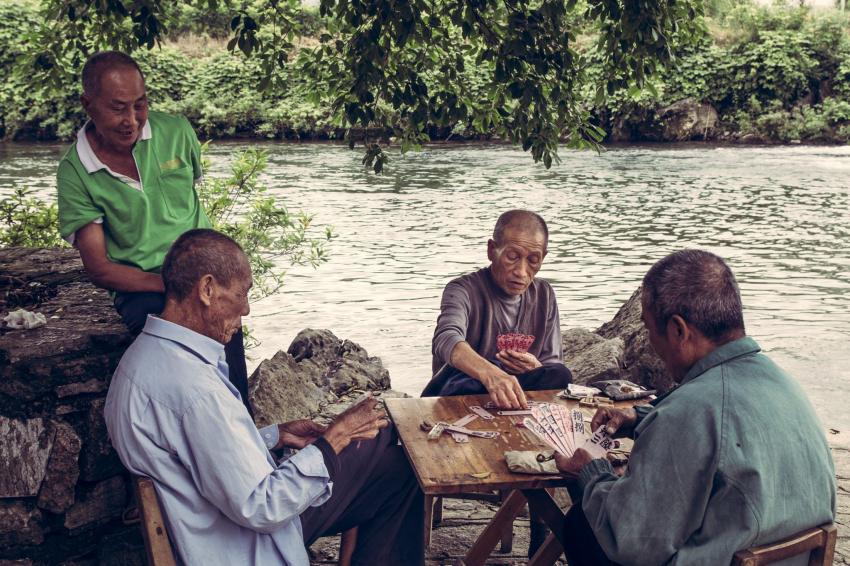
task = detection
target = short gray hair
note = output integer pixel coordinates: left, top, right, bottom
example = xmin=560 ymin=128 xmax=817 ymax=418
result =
xmin=162 ymin=229 xmax=249 ymax=301
xmin=492 ymin=210 xmax=549 ymax=249
xmin=81 ymin=51 xmax=145 ymax=96
xmin=642 ymin=249 xmax=745 ymax=342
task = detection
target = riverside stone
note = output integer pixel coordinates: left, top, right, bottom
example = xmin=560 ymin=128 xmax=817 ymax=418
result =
xmin=79 ymin=399 xmax=122 ymax=483
xmin=0 ymin=417 xmax=53 ymax=498
xmin=561 ymin=328 xmax=624 ymax=384
xmin=654 ymin=98 xmax=719 ymax=141
xmin=596 ymin=287 xmax=675 ymax=393
xmin=36 ymin=422 xmax=81 ymax=514
xmin=249 ymin=328 xmax=392 ymax=428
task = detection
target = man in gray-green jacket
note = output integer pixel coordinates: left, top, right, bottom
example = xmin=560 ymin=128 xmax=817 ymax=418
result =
xmin=556 ymin=249 xmax=836 ymax=566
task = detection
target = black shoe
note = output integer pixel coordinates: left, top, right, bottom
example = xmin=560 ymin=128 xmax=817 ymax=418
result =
xmin=528 ymin=520 xmax=550 ymax=558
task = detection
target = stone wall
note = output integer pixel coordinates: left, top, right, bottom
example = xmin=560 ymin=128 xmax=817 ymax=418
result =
xmin=0 ymin=248 xmax=140 ymax=565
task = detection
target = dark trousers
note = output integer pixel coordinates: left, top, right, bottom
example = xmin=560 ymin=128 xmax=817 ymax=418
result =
xmin=428 ymin=362 xmax=573 ymax=397
xmin=562 ymin=501 xmax=618 ymax=566
xmin=113 ymin=291 xmax=253 ymax=416
xmin=300 ymin=426 xmax=425 ymax=566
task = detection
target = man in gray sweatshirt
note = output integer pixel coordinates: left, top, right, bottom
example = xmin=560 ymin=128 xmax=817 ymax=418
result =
xmin=422 ymin=209 xmax=572 ymax=409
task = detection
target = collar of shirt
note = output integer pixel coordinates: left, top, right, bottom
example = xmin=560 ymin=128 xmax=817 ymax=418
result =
xmin=75 ymin=119 xmax=152 ymax=190
xmin=141 ymin=314 xmax=225 ymax=367
xmin=680 ymin=336 xmax=761 ymax=386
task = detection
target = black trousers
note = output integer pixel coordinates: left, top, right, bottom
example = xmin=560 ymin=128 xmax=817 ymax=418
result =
xmin=113 ymin=291 xmax=253 ymax=416
xmin=300 ymin=426 xmax=425 ymax=566
xmin=425 ymin=362 xmax=573 ymax=397
xmin=562 ymin=501 xmax=618 ymax=566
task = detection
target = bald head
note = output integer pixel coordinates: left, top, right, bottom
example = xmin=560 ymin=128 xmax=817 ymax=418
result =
xmin=162 ymin=229 xmax=250 ymax=302
xmin=492 ymin=210 xmax=549 ymax=251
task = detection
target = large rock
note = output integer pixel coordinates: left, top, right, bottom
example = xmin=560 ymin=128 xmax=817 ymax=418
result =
xmin=653 ymin=98 xmax=718 ymax=141
xmin=561 ymin=328 xmax=624 ymax=385
xmin=36 ymin=421 xmax=81 ymax=514
xmin=0 ymin=417 xmax=53 ymax=498
xmin=596 ymin=288 xmax=675 ymax=393
xmin=249 ymin=329 xmax=392 ymax=428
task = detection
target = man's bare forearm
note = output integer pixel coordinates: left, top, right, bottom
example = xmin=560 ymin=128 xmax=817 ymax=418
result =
xmin=83 ymin=261 xmax=165 ymax=293
xmin=449 ymin=341 xmax=498 ymax=386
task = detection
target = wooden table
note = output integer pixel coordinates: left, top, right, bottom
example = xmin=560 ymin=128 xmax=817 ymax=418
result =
xmin=385 ymin=390 xmax=635 ymax=566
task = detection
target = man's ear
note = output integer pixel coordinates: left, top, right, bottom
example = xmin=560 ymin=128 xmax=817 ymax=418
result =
xmin=487 ymin=239 xmax=496 ymax=262
xmin=667 ymin=315 xmax=690 ymax=343
xmin=197 ymin=274 xmax=216 ymax=307
xmin=80 ymin=94 xmax=91 ymax=114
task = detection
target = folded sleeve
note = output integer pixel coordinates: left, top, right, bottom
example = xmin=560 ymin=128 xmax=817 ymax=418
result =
xmin=432 ymin=282 xmax=472 ymax=367
xmin=57 ymin=161 xmax=103 ymax=242
xmin=180 ymin=389 xmax=332 ymax=534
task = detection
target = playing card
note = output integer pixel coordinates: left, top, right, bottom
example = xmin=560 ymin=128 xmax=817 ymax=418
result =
xmin=532 ymin=404 xmax=570 ymax=456
xmin=522 ymin=417 xmax=561 ymax=453
xmin=581 ymin=426 xmax=614 ymax=459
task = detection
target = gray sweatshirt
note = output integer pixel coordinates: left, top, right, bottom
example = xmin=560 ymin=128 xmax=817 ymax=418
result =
xmin=429 ymin=267 xmax=563 ymax=381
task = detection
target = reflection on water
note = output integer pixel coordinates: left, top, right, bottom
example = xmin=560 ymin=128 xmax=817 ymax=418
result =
xmin=2 ymin=142 xmax=849 ymax=429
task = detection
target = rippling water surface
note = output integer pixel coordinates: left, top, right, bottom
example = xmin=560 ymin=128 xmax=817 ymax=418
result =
xmin=2 ymin=142 xmax=849 ymax=429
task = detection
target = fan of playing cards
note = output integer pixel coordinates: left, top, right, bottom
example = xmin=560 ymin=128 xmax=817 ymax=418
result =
xmin=496 ymin=332 xmax=535 ymax=353
xmin=522 ymin=403 xmax=614 ymax=459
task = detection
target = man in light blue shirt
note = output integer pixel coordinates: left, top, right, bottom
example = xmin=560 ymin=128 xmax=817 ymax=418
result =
xmin=104 ymin=228 xmax=424 ymax=565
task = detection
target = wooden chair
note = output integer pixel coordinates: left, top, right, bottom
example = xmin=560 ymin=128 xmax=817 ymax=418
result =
xmin=132 ymin=476 xmax=177 ymax=566
xmin=132 ymin=475 xmax=359 ymax=566
xmin=732 ymin=523 xmax=837 ymax=566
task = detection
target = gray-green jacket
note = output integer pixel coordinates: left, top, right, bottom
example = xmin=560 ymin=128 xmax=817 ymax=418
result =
xmin=577 ymin=337 xmax=836 ymax=565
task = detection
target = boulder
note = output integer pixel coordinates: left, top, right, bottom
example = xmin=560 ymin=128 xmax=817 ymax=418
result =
xmin=249 ymin=329 xmax=393 ymax=428
xmin=653 ymin=98 xmax=718 ymax=141
xmin=596 ymin=288 xmax=675 ymax=393
xmin=561 ymin=328 xmax=624 ymax=385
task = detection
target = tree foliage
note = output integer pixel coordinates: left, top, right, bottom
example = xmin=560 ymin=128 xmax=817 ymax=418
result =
xmin=21 ymin=0 xmax=703 ymax=171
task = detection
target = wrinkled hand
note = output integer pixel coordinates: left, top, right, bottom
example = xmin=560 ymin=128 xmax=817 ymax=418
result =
xmin=495 ymin=350 xmax=542 ymax=375
xmin=554 ymin=448 xmax=593 ymax=477
xmin=276 ymin=420 xmax=326 ymax=450
xmin=323 ymin=394 xmax=389 ymax=454
xmin=481 ymin=369 xmax=528 ymax=409
xmin=591 ymin=407 xmax=638 ymax=438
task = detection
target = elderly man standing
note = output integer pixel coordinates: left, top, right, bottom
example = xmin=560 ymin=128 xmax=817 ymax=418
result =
xmin=56 ymin=51 xmax=251 ymax=412
xmin=423 ymin=209 xmax=571 ymax=409
xmin=105 ymin=229 xmax=424 ymax=566
xmin=556 ymin=249 xmax=836 ymax=565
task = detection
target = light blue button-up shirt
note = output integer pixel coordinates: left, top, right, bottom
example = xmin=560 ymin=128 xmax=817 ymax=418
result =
xmin=104 ymin=316 xmax=333 ymax=565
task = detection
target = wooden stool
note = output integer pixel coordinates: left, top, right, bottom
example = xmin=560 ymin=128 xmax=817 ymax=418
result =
xmin=732 ymin=523 xmax=837 ymax=566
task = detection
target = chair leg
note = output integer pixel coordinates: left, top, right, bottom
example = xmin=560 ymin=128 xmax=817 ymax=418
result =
xmin=339 ymin=527 xmax=357 ymax=566
xmin=498 ymin=490 xmax=514 ymax=553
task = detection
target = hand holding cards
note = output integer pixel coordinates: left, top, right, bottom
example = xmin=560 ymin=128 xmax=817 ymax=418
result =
xmin=521 ymin=402 xmax=615 ymax=459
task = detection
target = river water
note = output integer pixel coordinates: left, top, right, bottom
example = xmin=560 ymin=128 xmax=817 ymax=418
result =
xmin=2 ymin=142 xmax=849 ymax=430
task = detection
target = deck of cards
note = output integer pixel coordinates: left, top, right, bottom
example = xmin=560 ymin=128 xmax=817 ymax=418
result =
xmin=522 ymin=403 xmax=614 ymax=459
xmin=497 ymin=333 xmax=535 ymax=353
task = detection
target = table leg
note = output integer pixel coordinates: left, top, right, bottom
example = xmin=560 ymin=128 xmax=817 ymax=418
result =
xmin=522 ymin=489 xmax=569 ymax=566
xmin=461 ymin=490 xmax=528 ymax=566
